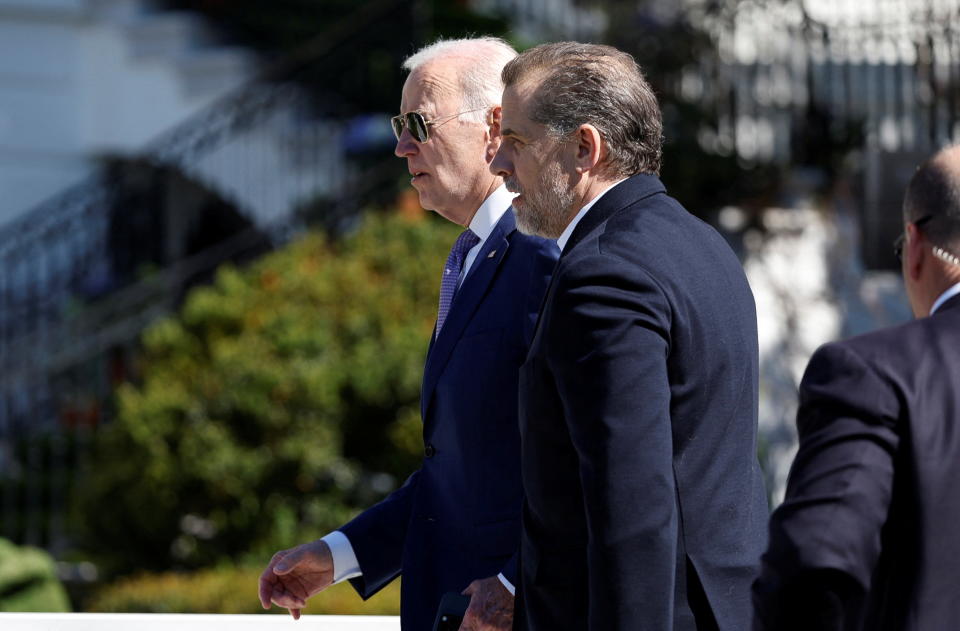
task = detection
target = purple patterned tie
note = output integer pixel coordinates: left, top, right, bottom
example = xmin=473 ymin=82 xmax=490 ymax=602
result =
xmin=436 ymin=228 xmax=480 ymax=337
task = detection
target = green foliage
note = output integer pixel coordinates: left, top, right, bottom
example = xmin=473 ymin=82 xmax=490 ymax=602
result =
xmin=0 ymin=538 xmax=71 ymax=612
xmin=71 ymin=211 xmax=458 ymax=577
xmin=86 ymin=565 xmax=400 ymax=615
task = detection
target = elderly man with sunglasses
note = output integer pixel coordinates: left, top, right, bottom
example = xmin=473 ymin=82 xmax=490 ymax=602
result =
xmin=754 ymin=144 xmax=960 ymax=631
xmin=259 ymin=37 xmax=558 ymax=631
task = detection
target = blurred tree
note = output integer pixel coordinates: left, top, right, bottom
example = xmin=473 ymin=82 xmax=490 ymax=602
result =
xmin=0 ymin=539 xmax=71 ymax=612
xmin=599 ymin=0 xmax=782 ymax=216
xmin=71 ymin=210 xmax=459 ymax=577
xmin=85 ymin=565 xmax=400 ymax=614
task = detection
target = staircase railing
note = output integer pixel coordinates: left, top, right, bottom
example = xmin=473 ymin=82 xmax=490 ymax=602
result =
xmin=0 ymin=0 xmax=414 ymax=552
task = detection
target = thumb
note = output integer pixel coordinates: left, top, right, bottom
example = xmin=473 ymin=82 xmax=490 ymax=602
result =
xmin=274 ymin=548 xmax=305 ymax=575
xmin=462 ymin=580 xmax=478 ymax=596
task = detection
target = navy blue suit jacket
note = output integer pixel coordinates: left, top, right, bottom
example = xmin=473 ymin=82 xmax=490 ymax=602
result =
xmin=515 ymin=174 xmax=768 ymax=630
xmin=340 ymin=209 xmax=558 ymax=630
xmin=754 ymin=294 xmax=960 ymax=631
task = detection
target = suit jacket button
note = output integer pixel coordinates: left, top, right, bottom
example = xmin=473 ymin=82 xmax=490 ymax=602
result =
xmin=424 ymin=443 xmax=436 ymax=458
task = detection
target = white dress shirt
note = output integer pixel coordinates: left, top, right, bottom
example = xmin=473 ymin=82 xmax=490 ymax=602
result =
xmin=321 ymin=185 xmax=516 ymax=586
xmin=555 ymin=179 xmax=627 ymax=252
xmin=930 ymin=281 xmax=960 ymax=315
xmin=461 ymin=185 xmax=515 ymax=286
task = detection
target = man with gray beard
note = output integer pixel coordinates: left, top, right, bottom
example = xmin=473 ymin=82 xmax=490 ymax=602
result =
xmin=491 ymin=42 xmax=767 ymax=630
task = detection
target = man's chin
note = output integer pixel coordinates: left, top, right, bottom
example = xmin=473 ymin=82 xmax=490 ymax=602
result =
xmin=515 ymin=211 xmax=557 ymax=239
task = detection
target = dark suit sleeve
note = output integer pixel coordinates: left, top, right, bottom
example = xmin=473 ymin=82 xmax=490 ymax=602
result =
xmin=339 ymin=470 xmax=419 ymax=599
xmin=547 ymin=253 xmax=676 ymax=630
xmin=753 ymin=342 xmax=901 ymax=630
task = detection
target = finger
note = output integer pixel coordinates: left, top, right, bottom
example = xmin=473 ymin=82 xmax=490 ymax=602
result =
xmin=258 ymin=570 xmax=281 ymax=609
xmin=462 ymin=580 xmax=478 ymax=596
xmin=291 ymin=607 xmax=302 ymax=620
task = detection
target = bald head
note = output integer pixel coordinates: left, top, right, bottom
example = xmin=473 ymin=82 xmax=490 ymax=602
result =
xmin=901 ymin=145 xmax=960 ymax=317
xmin=904 ymin=144 xmax=960 ymax=252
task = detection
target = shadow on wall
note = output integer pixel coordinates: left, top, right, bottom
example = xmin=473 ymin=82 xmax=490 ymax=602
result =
xmin=76 ymin=157 xmax=273 ymax=304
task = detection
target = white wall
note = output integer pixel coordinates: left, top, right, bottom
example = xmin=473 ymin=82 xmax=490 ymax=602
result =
xmin=0 ymin=0 xmax=255 ymax=227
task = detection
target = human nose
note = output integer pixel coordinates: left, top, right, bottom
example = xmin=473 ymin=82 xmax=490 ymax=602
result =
xmin=394 ymin=127 xmax=418 ymax=158
xmin=490 ymin=145 xmax=512 ymax=177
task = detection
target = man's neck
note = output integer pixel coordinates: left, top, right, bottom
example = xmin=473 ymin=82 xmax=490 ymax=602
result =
xmin=561 ymin=176 xmax=622 ymax=226
xmin=555 ymin=176 xmax=628 ymax=251
xmin=459 ymin=176 xmax=504 ymax=227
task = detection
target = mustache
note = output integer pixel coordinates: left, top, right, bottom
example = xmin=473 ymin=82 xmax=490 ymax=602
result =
xmin=504 ymin=178 xmax=523 ymax=194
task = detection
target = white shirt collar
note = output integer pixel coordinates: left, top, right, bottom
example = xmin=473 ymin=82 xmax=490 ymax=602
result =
xmin=930 ymin=281 xmax=960 ymax=315
xmin=555 ymin=179 xmax=627 ymax=252
xmin=468 ymin=185 xmax=515 ymax=241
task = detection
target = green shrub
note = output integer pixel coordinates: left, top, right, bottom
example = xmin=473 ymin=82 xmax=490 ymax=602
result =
xmin=86 ymin=565 xmax=399 ymax=615
xmin=70 ymin=211 xmax=459 ymax=576
xmin=0 ymin=538 xmax=71 ymax=612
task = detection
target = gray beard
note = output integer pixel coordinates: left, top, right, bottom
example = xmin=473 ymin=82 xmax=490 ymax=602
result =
xmin=513 ymin=171 xmax=574 ymax=240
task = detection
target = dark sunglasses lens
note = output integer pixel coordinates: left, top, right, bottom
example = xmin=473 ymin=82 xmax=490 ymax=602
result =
xmin=391 ymin=113 xmax=429 ymax=142
xmin=408 ymin=113 xmax=429 ymax=142
xmin=391 ymin=115 xmax=404 ymax=140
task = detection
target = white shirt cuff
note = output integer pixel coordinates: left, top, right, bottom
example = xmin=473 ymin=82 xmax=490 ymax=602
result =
xmin=321 ymin=531 xmax=362 ymax=583
xmin=497 ymin=572 xmax=515 ymax=596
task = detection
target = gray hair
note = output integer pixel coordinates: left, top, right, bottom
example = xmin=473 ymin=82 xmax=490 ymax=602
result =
xmin=904 ymin=144 xmax=960 ymax=250
xmin=502 ymin=41 xmax=663 ymax=178
xmin=403 ymin=37 xmax=517 ymax=124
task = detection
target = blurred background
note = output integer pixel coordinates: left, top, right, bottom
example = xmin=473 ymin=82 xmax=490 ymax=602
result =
xmin=0 ymin=0 xmax=956 ymax=615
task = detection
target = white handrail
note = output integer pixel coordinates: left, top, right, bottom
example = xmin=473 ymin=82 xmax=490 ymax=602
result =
xmin=0 ymin=613 xmax=400 ymax=630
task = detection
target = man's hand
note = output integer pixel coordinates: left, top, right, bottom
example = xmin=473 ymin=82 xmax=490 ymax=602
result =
xmin=459 ymin=576 xmax=514 ymax=631
xmin=258 ymin=540 xmax=335 ymax=620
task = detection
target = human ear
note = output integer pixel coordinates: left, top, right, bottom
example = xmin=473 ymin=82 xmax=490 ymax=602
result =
xmin=574 ymin=123 xmax=603 ymax=174
xmin=905 ymin=222 xmax=925 ymax=282
xmin=485 ymin=106 xmax=503 ymax=162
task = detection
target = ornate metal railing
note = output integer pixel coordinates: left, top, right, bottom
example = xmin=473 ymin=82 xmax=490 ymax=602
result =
xmin=473 ymin=0 xmax=960 ymax=267
xmin=0 ymin=0 xmax=412 ymax=551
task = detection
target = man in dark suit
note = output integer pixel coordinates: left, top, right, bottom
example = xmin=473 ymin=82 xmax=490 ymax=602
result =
xmin=490 ymin=42 xmax=768 ymax=630
xmin=753 ymin=145 xmax=960 ymax=631
xmin=258 ymin=37 xmax=558 ymax=631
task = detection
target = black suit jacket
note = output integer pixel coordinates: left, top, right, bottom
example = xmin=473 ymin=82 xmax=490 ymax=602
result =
xmin=515 ymin=174 xmax=768 ymax=631
xmin=754 ymin=293 xmax=960 ymax=631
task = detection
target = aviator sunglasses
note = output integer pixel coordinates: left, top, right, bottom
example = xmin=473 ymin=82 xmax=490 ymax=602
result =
xmin=391 ymin=107 xmax=488 ymax=143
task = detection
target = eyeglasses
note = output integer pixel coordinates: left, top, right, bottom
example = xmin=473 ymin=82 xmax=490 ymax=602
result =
xmin=894 ymin=214 xmax=934 ymax=262
xmin=390 ymin=107 xmax=487 ymax=143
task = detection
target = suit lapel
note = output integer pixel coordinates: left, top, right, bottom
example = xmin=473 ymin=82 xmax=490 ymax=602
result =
xmin=526 ymin=174 xmax=667 ymax=352
xmin=526 ymin=260 xmax=560 ymax=359
xmin=420 ymin=209 xmax=516 ymax=420
xmin=560 ymin=174 xmax=665 ymax=256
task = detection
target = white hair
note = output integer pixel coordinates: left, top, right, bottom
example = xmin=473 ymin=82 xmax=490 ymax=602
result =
xmin=402 ymin=37 xmax=517 ymax=123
